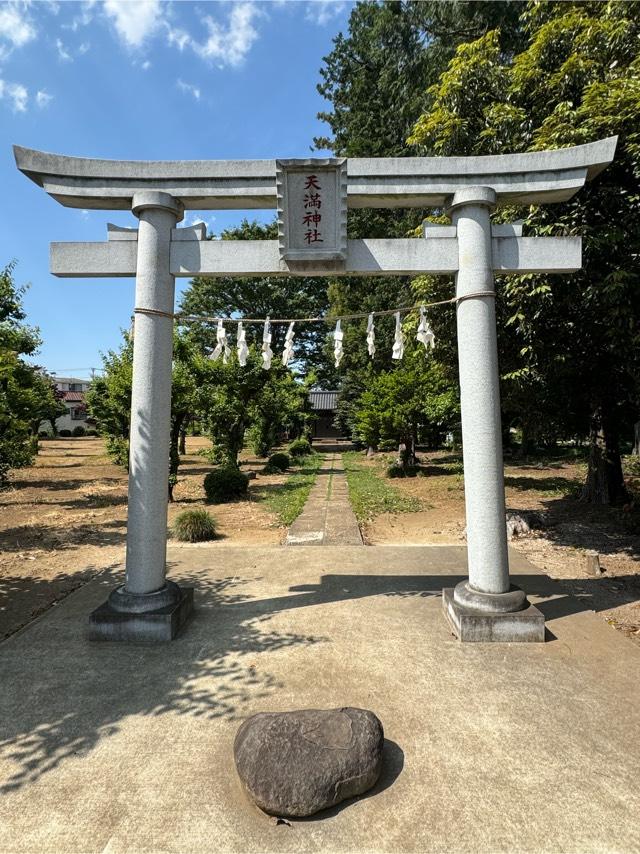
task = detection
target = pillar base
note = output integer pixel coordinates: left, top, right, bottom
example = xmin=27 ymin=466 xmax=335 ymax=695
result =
xmin=88 ymin=582 xmax=194 ymax=642
xmin=443 ymin=587 xmax=545 ymax=643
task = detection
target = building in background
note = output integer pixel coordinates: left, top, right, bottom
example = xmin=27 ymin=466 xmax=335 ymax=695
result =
xmin=308 ymin=390 xmax=342 ymax=439
xmin=40 ymin=376 xmax=93 ymax=434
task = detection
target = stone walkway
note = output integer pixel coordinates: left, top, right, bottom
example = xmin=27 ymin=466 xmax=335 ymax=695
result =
xmin=286 ymin=453 xmax=363 ymax=546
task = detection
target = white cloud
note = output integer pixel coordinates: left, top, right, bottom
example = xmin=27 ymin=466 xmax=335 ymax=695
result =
xmin=78 ymin=41 xmax=90 ymax=54
xmin=141 ymin=59 xmax=151 ymax=70
xmin=55 ymin=37 xmax=72 ymax=61
xmin=183 ymin=213 xmax=216 ymax=231
xmin=166 ymin=24 xmax=190 ymax=51
xmin=36 ymin=89 xmax=53 ymax=108
xmin=65 ymin=1 xmax=96 ymax=33
xmin=0 ymin=2 xmax=36 ymax=53
xmin=194 ymin=2 xmax=261 ymax=68
xmin=305 ymin=0 xmax=347 ymax=26
xmin=79 ymin=209 xmax=90 ymax=220
xmin=0 ymin=78 xmax=28 ymax=112
xmin=177 ymin=78 xmax=201 ymax=101
xmin=103 ymin=0 xmax=161 ymax=48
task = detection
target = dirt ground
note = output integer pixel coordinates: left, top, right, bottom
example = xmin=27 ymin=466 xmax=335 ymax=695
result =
xmin=2 ymin=439 xmax=639 ymax=646
xmin=360 ymin=450 xmax=640 ymax=644
xmin=0 ymin=437 xmax=285 ymax=639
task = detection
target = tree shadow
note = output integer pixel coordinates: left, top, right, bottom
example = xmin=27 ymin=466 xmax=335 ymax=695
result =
xmin=0 ymin=518 xmax=128 ymax=553
xmin=504 ymin=475 xmax=580 ymax=494
xmin=2 ymin=563 xmax=637 ymax=798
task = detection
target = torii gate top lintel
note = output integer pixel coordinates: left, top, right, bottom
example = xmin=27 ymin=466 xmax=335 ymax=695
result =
xmin=13 ymin=136 xmax=617 ymax=210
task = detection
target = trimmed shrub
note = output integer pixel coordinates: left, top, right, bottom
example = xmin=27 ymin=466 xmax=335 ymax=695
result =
xmin=38 ymin=430 xmax=50 ymax=439
xmin=288 ymin=437 xmax=311 ymax=457
xmin=172 ymin=509 xmax=217 ymax=542
xmin=387 ymin=463 xmax=418 ymax=478
xmin=59 ymin=429 xmax=72 ymax=437
xmin=72 ymin=425 xmax=86 ymax=437
xmin=379 ymin=439 xmax=398 ymax=452
xmin=265 ymin=452 xmax=290 ymax=473
xmin=204 ymin=467 xmax=249 ymax=503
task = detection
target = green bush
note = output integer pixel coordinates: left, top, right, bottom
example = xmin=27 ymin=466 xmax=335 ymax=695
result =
xmin=265 ymin=452 xmax=290 ymax=473
xmin=72 ymin=425 xmax=86 ymax=437
xmin=379 ymin=439 xmax=398 ymax=452
xmin=58 ymin=429 xmax=72 ymax=437
xmin=288 ymin=437 xmax=312 ymax=457
xmin=172 ymin=509 xmax=217 ymax=542
xmin=106 ymin=436 xmax=129 ymax=468
xmin=38 ymin=430 xmax=50 ymax=439
xmin=86 ymin=428 xmax=99 ymax=437
xmin=387 ymin=463 xmax=418 ymax=478
xmin=203 ymin=467 xmax=249 ymax=503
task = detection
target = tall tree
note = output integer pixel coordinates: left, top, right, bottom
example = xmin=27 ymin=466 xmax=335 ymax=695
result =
xmin=0 ymin=262 xmax=62 ymax=484
xmin=408 ymin=1 xmax=640 ymax=503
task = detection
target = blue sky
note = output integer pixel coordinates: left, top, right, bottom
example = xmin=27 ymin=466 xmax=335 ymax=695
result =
xmin=0 ymin=0 xmax=353 ymax=379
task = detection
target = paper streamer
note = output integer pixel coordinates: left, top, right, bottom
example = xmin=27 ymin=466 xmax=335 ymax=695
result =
xmin=391 ymin=311 xmax=405 ymax=360
xmin=334 ymin=319 xmax=344 ymax=368
xmin=210 ymin=319 xmax=231 ymax=363
xmin=366 ymin=313 xmax=375 ymax=358
xmin=237 ymin=321 xmax=248 ymax=367
xmin=282 ymin=321 xmax=295 ymax=367
xmin=261 ymin=317 xmax=273 ymax=370
xmin=416 ymin=306 xmax=435 ymax=352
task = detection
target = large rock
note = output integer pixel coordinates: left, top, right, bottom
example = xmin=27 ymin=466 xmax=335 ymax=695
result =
xmin=234 ymin=707 xmax=384 ymax=817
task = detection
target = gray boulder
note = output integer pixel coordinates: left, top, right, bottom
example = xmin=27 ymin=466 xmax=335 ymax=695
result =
xmin=234 ymin=707 xmax=384 ymax=817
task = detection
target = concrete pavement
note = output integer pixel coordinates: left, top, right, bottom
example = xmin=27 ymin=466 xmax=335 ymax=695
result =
xmin=0 ymin=545 xmax=639 ymax=853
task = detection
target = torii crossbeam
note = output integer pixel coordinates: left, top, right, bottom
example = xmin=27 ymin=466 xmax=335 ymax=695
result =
xmin=14 ymin=138 xmax=617 ymax=643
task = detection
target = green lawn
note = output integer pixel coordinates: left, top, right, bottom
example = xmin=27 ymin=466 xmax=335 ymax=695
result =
xmin=260 ymin=452 xmax=324 ymax=525
xmin=342 ymin=451 xmax=422 ymax=521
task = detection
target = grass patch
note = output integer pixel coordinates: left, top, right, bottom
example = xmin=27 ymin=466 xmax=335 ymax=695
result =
xmin=342 ymin=452 xmax=421 ymax=521
xmin=261 ymin=452 xmax=324 ymax=525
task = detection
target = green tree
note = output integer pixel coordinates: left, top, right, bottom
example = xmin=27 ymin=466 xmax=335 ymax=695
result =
xmin=354 ymin=352 xmax=459 ymax=464
xmin=0 ymin=262 xmax=62 ymax=484
xmin=87 ymin=330 xmax=201 ymax=500
xmin=408 ymin=2 xmax=640 ymax=503
xmin=193 ymin=346 xmax=310 ymax=468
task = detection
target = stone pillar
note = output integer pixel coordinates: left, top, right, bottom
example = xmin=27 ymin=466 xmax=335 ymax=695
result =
xmin=442 ymin=187 xmax=544 ymax=642
xmin=88 ymin=191 xmax=194 ymax=641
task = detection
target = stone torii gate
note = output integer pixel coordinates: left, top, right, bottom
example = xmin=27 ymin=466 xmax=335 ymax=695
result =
xmin=14 ymin=138 xmax=617 ymax=643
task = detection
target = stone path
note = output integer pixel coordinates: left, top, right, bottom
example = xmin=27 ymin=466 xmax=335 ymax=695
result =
xmin=286 ymin=453 xmax=363 ymax=546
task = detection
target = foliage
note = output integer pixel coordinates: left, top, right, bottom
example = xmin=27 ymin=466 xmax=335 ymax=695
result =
xmin=288 ymin=437 xmax=312 ymax=457
xmin=72 ymin=425 xmax=86 ymax=437
xmin=407 ymin=0 xmax=640 ymax=503
xmin=342 ymin=451 xmax=422 ymax=521
xmin=258 ymin=451 xmax=324 ymax=525
xmin=171 ymin=509 xmax=217 ymax=542
xmin=353 ymin=351 xmax=459 ymax=458
xmin=86 ymin=335 xmax=133 ymax=466
xmin=203 ymin=467 xmax=249 ymax=503
xmin=265 ymin=452 xmax=290 ymax=473
xmin=58 ymin=429 xmax=71 ymax=437
xmin=0 ymin=263 xmax=64 ymax=485
xmin=192 ymin=346 xmax=310 ymax=469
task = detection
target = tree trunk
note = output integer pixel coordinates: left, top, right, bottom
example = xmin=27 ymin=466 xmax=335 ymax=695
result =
xmin=582 ymin=408 xmax=629 ymax=506
xmin=168 ymin=414 xmax=185 ymax=502
xmin=633 ymin=420 xmax=640 ymax=456
xmin=179 ymin=427 xmax=187 ymax=456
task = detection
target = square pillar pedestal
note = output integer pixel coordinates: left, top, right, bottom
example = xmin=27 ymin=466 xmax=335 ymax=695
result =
xmin=443 ymin=582 xmax=545 ymax=643
xmin=88 ymin=582 xmax=194 ymax=642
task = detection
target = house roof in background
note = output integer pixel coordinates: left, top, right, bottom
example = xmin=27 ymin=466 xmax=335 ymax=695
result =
xmin=309 ymin=390 xmax=339 ymax=411
xmin=62 ymin=392 xmax=85 ymax=402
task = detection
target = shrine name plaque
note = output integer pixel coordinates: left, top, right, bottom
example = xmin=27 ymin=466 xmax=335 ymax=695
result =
xmin=276 ymin=158 xmax=347 ymax=264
